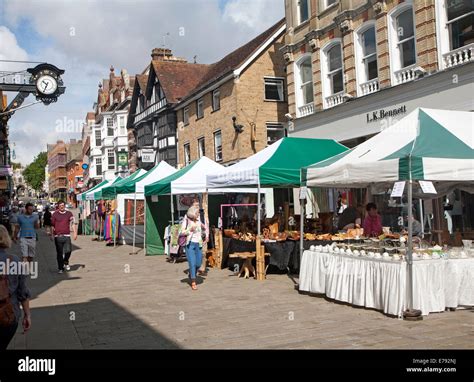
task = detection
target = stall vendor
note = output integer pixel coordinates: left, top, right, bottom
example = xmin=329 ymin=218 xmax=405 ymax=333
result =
xmin=362 ymin=203 xmax=383 ymax=237
xmin=337 ymin=204 xmax=364 ymax=231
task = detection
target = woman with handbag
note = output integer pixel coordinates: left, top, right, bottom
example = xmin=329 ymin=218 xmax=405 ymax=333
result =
xmin=180 ymin=207 xmax=206 ymax=290
xmin=0 ymin=225 xmax=31 ymax=350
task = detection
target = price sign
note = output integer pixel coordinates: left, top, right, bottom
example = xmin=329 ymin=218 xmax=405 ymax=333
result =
xmin=419 ymin=181 xmax=437 ymax=194
xmin=391 ymin=181 xmax=405 ymax=197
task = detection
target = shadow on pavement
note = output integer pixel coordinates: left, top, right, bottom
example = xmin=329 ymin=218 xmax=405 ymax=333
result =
xmin=9 ymin=298 xmax=180 ymax=349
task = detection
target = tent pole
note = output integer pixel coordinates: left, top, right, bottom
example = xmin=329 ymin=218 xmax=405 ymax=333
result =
xmin=144 ymin=196 xmax=147 ymax=256
xmin=407 ymin=179 xmax=414 ymax=311
xmin=113 ymin=202 xmax=118 ymax=248
xmin=132 ymin=192 xmax=137 ymax=254
xmin=299 ymin=196 xmax=305 ymax=267
xmin=170 ymin=194 xmax=175 ymax=225
xmin=257 ymin=180 xmax=261 ymax=236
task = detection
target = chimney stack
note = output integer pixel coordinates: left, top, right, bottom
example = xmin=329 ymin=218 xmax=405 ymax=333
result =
xmin=150 ymin=48 xmax=187 ymax=63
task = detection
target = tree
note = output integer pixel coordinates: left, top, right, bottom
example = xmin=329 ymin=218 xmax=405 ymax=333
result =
xmin=23 ymin=152 xmax=47 ymax=192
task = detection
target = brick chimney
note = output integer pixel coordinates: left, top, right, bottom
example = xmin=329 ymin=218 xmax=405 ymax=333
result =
xmin=150 ymin=48 xmax=187 ymax=63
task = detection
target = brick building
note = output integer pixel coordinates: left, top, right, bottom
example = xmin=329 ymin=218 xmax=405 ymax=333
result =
xmin=282 ymin=0 xmax=473 ymax=146
xmin=175 ymin=19 xmax=288 ymax=166
xmin=66 ymin=139 xmax=83 ymax=207
xmin=47 ymin=140 xmax=68 ymax=201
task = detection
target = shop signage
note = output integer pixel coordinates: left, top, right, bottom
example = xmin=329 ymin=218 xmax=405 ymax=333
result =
xmin=141 ymin=149 xmax=155 ymax=163
xmin=0 ymin=166 xmax=12 ymax=176
xmin=366 ymin=105 xmax=407 ymax=123
xmin=118 ymin=152 xmax=128 ymax=167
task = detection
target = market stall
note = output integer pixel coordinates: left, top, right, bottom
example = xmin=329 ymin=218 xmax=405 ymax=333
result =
xmin=97 ymin=169 xmax=148 ymax=246
xmin=144 ymin=156 xmax=261 ymax=256
xmin=115 ymin=162 xmax=176 ymax=251
xmin=206 ymin=137 xmax=348 ymax=273
xmin=77 ymin=180 xmax=109 ymax=235
xmin=300 ymin=108 xmax=474 ymax=315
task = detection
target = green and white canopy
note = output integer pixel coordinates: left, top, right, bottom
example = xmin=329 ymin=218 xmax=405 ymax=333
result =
xmin=89 ymin=177 xmax=122 ymax=200
xmin=303 ymin=108 xmax=474 ymax=188
xmin=145 ymin=156 xmax=258 ymax=196
xmin=125 ymin=161 xmax=177 ymax=194
xmin=206 ymin=137 xmax=348 ymax=188
xmin=77 ymin=180 xmax=108 ymax=201
xmin=100 ymin=169 xmax=147 ymax=199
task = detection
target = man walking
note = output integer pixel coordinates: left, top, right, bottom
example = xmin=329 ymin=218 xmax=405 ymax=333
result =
xmin=50 ymin=201 xmax=77 ymax=273
xmin=14 ymin=203 xmax=40 ymax=263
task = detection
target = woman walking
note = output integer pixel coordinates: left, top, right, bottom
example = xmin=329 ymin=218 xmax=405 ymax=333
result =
xmin=180 ymin=207 xmax=206 ymax=290
xmin=43 ymin=206 xmax=52 ymax=236
xmin=0 ymin=225 xmax=31 ymax=350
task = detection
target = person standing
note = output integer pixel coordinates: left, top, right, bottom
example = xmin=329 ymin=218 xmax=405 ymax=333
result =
xmin=51 ymin=201 xmax=77 ymax=274
xmin=42 ymin=206 xmax=52 ymax=235
xmin=13 ymin=203 xmax=39 ymax=263
xmin=8 ymin=207 xmax=19 ymax=240
xmin=0 ymin=225 xmax=31 ymax=350
xmin=362 ymin=202 xmax=383 ymax=237
xmin=180 ymin=207 xmax=205 ymax=290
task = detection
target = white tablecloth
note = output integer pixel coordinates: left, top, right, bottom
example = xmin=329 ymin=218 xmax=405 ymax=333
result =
xmin=299 ymin=250 xmax=474 ymax=316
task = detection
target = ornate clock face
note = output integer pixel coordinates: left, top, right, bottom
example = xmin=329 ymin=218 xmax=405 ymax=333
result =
xmin=36 ymin=75 xmax=58 ymax=95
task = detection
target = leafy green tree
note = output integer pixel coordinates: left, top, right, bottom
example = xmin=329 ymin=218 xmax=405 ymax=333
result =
xmin=23 ymin=152 xmax=47 ymax=192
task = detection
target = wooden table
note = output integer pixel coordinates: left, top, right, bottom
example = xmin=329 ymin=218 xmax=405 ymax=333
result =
xmin=228 ymin=251 xmax=270 ymax=279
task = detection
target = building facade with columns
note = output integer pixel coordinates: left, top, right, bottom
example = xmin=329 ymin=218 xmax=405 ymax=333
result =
xmin=282 ymin=0 xmax=474 ymax=147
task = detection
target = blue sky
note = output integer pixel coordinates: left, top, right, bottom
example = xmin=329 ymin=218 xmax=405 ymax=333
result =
xmin=0 ymin=0 xmax=284 ymax=164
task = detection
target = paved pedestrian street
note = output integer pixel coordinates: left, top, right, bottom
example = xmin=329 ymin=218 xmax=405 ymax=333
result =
xmin=7 ymin=229 xmax=473 ymax=350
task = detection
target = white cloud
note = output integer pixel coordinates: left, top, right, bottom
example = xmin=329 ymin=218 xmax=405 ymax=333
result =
xmin=0 ymin=26 xmax=28 ymax=71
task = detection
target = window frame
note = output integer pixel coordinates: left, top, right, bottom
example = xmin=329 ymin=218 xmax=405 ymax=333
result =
xmin=196 ymin=98 xmax=204 ymax=119
xmin=264 ymin=77 xmax=285 ymax=101
xmin=95 ymin=129 xmax=101 ymax=147
xmin=107 ymin=149 xmax=115 ymax=170
xmin=354 ymin=21 xmax=379 ymax=96
xmin=183 ymin=107 xmax=189 ymax=125
xmin=183 ymin=143 xmax=191 ymax=166
xmin=106 ymin=117 xmax=114 ymax=137
xmin=320 ymin=39 xmax=345 ymax=107
xmin=213 ymin=130 xmax=223 ymax=162
xmin=197 ymin=137 xmax=205 ymax=158
xmin=388 ymin=1 xmax=417 ymax=82
xmin=294 ymin=53 xmax=314 ymax=116
xmin=212 ymin=89 xmax=221 ymax=112
xmin=95 ymin=157 xmax=102 ymax=176
xmin=266 ymin=122 xmax=287 ymax=145
xmin=297 ymin=0 xmax=310 ymax=25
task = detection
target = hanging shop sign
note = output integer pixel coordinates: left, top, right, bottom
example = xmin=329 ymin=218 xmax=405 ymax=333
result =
xmin=141 ymin=149 xmax=155 ymax=163
xmin=118 ymin=152 xmax=128 ymax=167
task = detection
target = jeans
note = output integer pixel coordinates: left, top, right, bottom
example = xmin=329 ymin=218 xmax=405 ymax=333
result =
xmin=55 ymin=236 xmax=72 ymax=271
xmin=0 ymin=320 xmax=18 ymax=350
xmin=186 ymin=242 xmax=202 ymax=281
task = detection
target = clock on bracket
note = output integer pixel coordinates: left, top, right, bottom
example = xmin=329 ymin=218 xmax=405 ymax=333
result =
xmin=36 ymin=74 xmax=58 ymax=95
